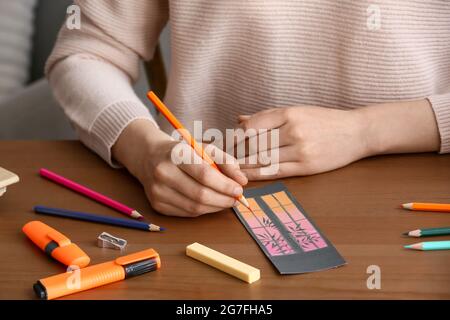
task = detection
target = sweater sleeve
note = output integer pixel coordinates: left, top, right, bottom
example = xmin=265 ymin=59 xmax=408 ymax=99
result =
xmin=45 ymin=0 xmax=169 ymax=167
xmin=427 ymin=93 xmax=450 ymax=154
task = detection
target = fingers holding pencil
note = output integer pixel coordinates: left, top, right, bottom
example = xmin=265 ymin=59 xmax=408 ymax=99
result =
xmin=170 ymin=145 xmax=243 ymax=210
xmin=137 ymin=139 xmax=245 ymax=217
xmin=112 ymin=118 xmax=248 ymax=217
xmin=145 ymin=180 xmax=229 ymax=217
xmin=147 ymin=91 xmax=251 ymax=211
xmin=203 ymin=143 xmax=248 ymax=186
xmin=177 ymin=144 xmax=246 ymax=198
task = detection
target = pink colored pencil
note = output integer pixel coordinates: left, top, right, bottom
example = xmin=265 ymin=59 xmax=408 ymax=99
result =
xmin=39 ymin=168 xmax=143 ymax=220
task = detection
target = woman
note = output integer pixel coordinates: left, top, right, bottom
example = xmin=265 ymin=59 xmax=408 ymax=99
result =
xmin=46 ymin=1 xmax=449 ymax=217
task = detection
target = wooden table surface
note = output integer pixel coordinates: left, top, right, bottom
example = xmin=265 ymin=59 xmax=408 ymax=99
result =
xmin=0 ymin=141 xmax=449 ymax=300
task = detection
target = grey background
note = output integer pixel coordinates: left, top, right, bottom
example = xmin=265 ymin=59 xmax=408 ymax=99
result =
xmin=0 ymin=0 xmax=171 ymax=140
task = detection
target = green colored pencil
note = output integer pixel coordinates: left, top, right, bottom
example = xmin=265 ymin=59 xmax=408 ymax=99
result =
xmin=404 ymin=241 xmax=450 ymax=251
xmin=403 ymin=227 xmax=450 ymax=238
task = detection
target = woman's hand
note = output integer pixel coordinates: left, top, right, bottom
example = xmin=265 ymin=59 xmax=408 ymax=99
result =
xmin=235 ymin=99 xmax=440 ymax=180
xmin=235 ymin=106 xmax=368 ymax=179
xmin=113 ymin=120 xmax=247 ymax=217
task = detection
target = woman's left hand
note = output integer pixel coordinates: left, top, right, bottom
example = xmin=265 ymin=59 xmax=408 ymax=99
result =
xmin=234 ymin=106 xmax=370 ymax=180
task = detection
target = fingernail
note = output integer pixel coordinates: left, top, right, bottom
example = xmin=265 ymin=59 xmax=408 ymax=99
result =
xmin=233 ymin=200 xmax=240 ymax=207
xmin=233 ymin=187 xmax=243 ymax=197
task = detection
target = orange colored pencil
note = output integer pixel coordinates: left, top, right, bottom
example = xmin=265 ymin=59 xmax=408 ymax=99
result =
xmin=147 ymin=91 xmax=250 ymax=209
xmin=402 ymin=202 xmax=450 ymax=213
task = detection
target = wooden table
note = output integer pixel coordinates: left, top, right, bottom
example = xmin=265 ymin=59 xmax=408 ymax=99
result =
xmin=0 ymin=141 xmax=449 ymax=299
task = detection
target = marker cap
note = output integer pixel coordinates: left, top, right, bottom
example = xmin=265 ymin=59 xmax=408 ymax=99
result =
xmin=23 ymin=221 xmax=90 ymax=268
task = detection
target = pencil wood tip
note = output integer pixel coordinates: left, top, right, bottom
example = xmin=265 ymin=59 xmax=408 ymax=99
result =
xmin=404 ymin=243 xmax=421 ymax=250
xmin=149 ymin=224 xmax=164 ymax=232
xmin=131 ymin=210 xmax=144 ymax=219
xmin=240 ymin=196 xmax=250 ymax=209
xmin=402 ymin=203 xmax=413 ymax=210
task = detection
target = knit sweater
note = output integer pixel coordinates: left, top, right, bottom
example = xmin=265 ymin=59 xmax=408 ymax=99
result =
xmin=46 ymin=0 xmax=450 ymax=166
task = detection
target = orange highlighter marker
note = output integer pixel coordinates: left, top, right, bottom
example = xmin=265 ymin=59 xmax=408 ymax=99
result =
xmin=147 ymin=91 xmax=250 ymax=209
xmin=34 ymin=248 xmax=161 ymax=300
xmin=23 ymin=221 xmax=90 ymax=268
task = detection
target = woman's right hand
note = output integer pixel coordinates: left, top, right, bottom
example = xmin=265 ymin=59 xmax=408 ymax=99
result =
xmin=112 ymin=119 xmax=248 ymax=217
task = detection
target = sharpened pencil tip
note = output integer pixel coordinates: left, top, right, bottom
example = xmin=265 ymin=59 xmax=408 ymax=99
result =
xmin=402 ymin=203 xmax=413 ymax=210
xmin=131 ymin=210 xmax=144 ymax=219
xmin=404 ymin=245 xmax=412 ymax=249
xmin=239 ymin=195 xmax=250 ymax=209
xmin=402 ymin=232 xmax=409 ymax=236
xmin=149 ymin=224 xmax=164 ymax=232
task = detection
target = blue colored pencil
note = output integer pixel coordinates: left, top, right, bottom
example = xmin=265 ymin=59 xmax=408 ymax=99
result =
xmin=34 ymin=205 xmax=164 ymax=232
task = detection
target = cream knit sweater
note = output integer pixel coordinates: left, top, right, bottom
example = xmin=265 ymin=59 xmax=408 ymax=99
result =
xmin=46 ymin=0 xmax=450 ymax=166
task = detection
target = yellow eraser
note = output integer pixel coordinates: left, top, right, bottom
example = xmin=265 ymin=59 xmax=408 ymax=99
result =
xmin=186 ymin=242 xmax=260 ymax=284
